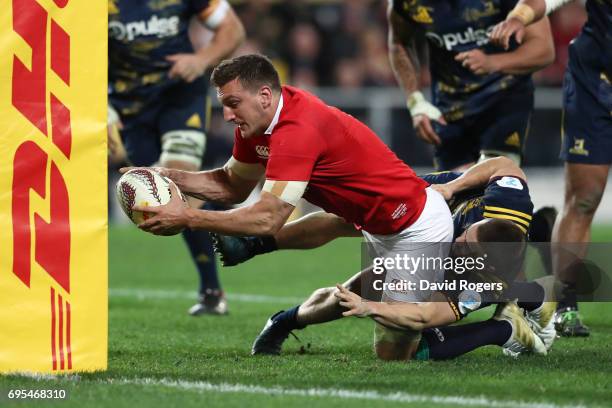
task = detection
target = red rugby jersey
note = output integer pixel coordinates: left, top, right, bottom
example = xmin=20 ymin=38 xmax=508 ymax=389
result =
xmin=232 ymin=86 xmax=427 ymax=235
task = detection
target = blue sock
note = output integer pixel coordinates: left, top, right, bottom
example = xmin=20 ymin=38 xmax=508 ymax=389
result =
xmin=182 ymin=202 xmax=221 ymax=293
xmin=420 ymin=319 xmax=511 ymax=360
xmin=272 ymin=305 xmax=305 ymax=331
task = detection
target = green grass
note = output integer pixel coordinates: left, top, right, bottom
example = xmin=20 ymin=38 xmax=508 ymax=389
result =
xmin=2 ymin=225 xmax=612 ymax=407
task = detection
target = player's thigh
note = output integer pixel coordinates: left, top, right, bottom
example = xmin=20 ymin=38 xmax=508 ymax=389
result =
xmin=561 ymin=63 xmax=612 ymax=166
xmin=157 ymin=82 xmax=209 ymax=171
xmin=478 ymin=90 xmax=533 ymax=162
xmin=120 ymin=119 xmax=161 ymax=167
xmin=433 ymin=120 xmax=477 ymax=171
xmin=366 ymin=190 xmax=453 ymax=303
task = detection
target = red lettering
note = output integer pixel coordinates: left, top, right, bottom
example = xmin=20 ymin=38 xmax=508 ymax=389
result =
xmin=50 ymin=93 xmax=72 ymax=158
xmin=50 ymin=19 xmax=70 ymax=85
xmin=11 ymin=144 xmax=71 ymax=292
xmin=12 ymin=142 xmax=47 ymax=287
xmin=35 ymin=162 xmax=71 ymax=292
xmin=11 ymin=0 xmax=48 ymax=135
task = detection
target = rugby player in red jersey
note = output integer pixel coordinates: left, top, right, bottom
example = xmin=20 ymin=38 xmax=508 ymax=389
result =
xmin=125 ymin=54 xmax=542 ymax=360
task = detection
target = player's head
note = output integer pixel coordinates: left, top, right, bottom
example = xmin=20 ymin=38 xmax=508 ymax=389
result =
xmin=454 ymin=218 xmax=525 ymax=244
xmin=211 ymin=54 xmax=281 ymax=139
xmin=453 ymin=218 xmax=526 ymax=280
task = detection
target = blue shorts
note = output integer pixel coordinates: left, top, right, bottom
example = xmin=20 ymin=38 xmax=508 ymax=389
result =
xmin=561 ymin=35 xmax=612 ymax=165
xmin=433 ymin=90 xmax=533 ymax=171
xmin=112 ymin=77 xmax=210 ymax=167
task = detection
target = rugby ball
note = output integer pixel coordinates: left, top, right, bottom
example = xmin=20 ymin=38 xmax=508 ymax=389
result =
xmin=116 ymin=169 xmax=173 ymax=224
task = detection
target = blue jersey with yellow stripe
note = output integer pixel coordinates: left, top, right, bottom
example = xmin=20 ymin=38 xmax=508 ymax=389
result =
xmin=391 ymin=0 xmax=533 ymax=121
xmin=108 ymin=0 xmax=214 ymax=116
xmin=421 ymin=172 xmax=533 ymax=238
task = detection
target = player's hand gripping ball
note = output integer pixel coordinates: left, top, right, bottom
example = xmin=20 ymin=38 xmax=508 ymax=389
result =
xmin=116 ymin=168 xmax=179 ymax=225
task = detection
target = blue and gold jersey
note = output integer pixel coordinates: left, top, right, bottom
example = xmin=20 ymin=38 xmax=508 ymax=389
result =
xmin=108 ymin=0 xmax=215 ymax=115
xmin=575 ymin=0 xmax=612 ymax=77
xmin=421 ymin=172 xmax=533 ymax=238
xmin=391 ymin=0 xmax=533 ymax=121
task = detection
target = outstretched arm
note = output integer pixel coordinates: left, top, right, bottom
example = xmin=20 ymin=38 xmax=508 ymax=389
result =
xmin=136 ymin=185 xmax=295 ymax=237
xmin=335 ymin=285 xmax=457 ymax=331
xmin=432 ymin=157 xmax=526 ymax=200
xmin=120 ymin=161 xmax=261 ymax=205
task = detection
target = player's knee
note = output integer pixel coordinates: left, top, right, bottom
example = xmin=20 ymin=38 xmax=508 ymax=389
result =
xmin=373 ymin=324 xmax=419 ymax=361
xmin=567 ymin=188 xmax=604 ymax=217
xmin=159 ymin=130 xmax=206 ymax=170
xmin=374 ymin=341 xmax=414 ymax=361
xmin=305 ymin=287 xmax=336 ymax=308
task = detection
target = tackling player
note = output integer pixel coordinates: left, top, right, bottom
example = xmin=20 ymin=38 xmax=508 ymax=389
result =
xmin=125 ymin=54 xmax=456 ymax=361
xmin=490 ymin=0 xmax=612 ymax=337
xmin=214 ymin=157 xmax=557 ymax=359
xmin=108 ymin=0 xmax=245 ymax=315
xmin=388 ymin=0 xmax=555 ymax=170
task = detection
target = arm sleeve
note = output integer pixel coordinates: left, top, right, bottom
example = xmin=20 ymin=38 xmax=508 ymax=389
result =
xmin=265 ymin=124 xmax=322 ymax=182
xmin=192 ymin=0 xmax=231 ymax=29
xmin=482 ymin=176 xmax=534 ymax=233
xmin=419 ymin=171 xmax=462 ymax=185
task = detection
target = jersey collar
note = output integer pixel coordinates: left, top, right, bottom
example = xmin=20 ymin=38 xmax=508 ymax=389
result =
xmin=264 ymin=93 xmax=284 ymax=135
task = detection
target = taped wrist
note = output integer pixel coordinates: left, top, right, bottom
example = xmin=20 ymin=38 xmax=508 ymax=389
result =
xmin=407 ymin=91 xmax=442 ymax=121
xmin=507 ymin=4 xmax=535 ymax=25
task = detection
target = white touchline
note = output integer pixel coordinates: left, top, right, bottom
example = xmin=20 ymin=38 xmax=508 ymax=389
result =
xmin=105 ymin=377 xmax=589 ymax=408
xmin=8 ymin=374 xmax=594 ymax=408
xmin=109 ymin=288 xmax=303 ymax=304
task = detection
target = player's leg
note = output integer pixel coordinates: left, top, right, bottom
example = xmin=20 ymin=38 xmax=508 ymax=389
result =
xmin=158 ymin=81 xmax=226 ymax=315
xmin=415 ymin=303 xmax=546 ymax=360
xmin=373 ymin=321 xmax=421 ymax=361
xmin=367 ymin=187 xmax=454 ymax=360
xmin=214 ymin=211 xmax=361 ymax=266
xmin=552 ymin=62 xmax=612 ymax=336
xmin=251 ymin=267 xmax=379 ymax=355
xmin=432 ymin=120 xmax=476 ymax=171
xmin=552 ymin=163 xmax=608 ymax=335
xmin=477 ymin=88 xmax=532 ymax=168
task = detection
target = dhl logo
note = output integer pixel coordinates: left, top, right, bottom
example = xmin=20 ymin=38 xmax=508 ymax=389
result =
xmin=11 ymin=0 xmax=72 ymax=371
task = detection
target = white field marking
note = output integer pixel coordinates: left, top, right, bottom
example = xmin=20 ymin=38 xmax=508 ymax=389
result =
xmin=99 ymin=377 xmax=589 ymax=408
xmin=4 ymin=374 xmax=594 ymax=408
xmin=109 ymin=288 xmax=303 ymax=304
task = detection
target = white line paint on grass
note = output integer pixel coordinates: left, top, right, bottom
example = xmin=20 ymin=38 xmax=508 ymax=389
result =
xmin=107 ymin=377 xmax=590 ymax=408
xmin=109 ymin=288 xmax=303 ymax=304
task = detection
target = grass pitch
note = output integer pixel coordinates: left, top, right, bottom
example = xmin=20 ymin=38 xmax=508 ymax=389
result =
xmin=2 ymin=225 xmax=612 ymax=407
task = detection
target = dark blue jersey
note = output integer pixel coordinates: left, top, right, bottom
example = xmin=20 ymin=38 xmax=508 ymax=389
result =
xmin=575 ymin=0 xmax=612 ymax=77
xmin=392 ymin=0 xmax=534 ymax=121
xmin=108 ymin=0 xmax=213 ymax=114
xmin=421 ymin=172 xmax=533 ymax=238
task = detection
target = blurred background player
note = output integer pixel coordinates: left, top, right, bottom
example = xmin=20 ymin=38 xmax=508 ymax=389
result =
xmin=108 ymin=0 xmax=245 ymax=315
xmin=491 ymin=0 xmax=611 ymax=337
xmin=387 ymin=0 xmax=555 ymax=171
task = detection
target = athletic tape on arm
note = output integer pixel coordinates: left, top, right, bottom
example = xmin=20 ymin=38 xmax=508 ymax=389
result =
xmin=262 ymin=180 xmax=307 ymax=206
xmin=202 ymin=0 xmax=230 ymax=29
